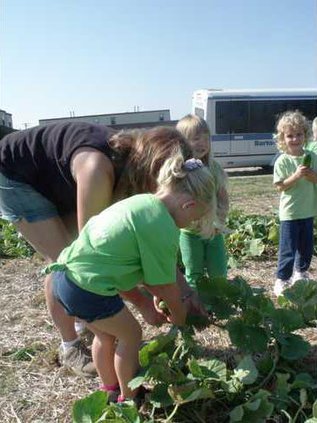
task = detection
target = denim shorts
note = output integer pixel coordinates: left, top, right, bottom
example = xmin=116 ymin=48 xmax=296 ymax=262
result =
xmin=0 ymin=172 xmax=58 ymax=223
xmin=52 ymin=271 xmax=125 ymax=322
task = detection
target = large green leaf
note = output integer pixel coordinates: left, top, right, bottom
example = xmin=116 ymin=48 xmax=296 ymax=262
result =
xmin=101 ymin=402 xmax=141 ymax=423
xmin=146 ymin=353 xmax=186 ymax=384
xmin=268 ymin=224 xmax=279 ymax=244
xmin=128 ymin=376 xmax=145 ymax=391
xmin=139 ymin=331 xmax=177 ymax=367
xmin=72 ymin=391 xmax=108 ymax=423
xmin=168 ymin=382 xmax=214 ymax=404
xmin=247 ymin=238 xmax=265 ymax=257
xmin=269 ymin=308 xmax=305 ymax=333
xmin=283 ymin=280 xmax=317 ymax=307
xmin=246 ymin=294 xmax=275 ymax=316
xmin=234 ymin=355 xmax=258 ymax=385
xmin=149 ymin=383 xmax=173 ymax=408
xmin=188 ymin=357 xmax=227 ymax=381
xmin=291 ymin=373 xmax=314 ymax=390
xmin=278 ymin=333 xmax=310 ymax=360
xmin=282 ymin=280 xmax=317 ymax=322
xmin=227 ymin=319 xmax=268 ymax=353
xmin=229 ymin=390 xmax=274 ymax=422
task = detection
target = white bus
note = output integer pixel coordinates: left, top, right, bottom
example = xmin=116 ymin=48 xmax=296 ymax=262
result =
xmin=192 ymin=88 xmax=317 ymax=168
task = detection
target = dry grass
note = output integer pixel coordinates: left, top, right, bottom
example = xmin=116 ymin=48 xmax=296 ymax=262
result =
xmin=1 ymin=171 xmax=317 ymax=422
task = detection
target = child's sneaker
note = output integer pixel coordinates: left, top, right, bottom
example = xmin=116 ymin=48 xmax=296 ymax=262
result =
xmin=292 ymin=270 xmax=310 ymax=283
xmin=59 ymin=340 xmax=96 ymax=377
xmin=273 ymin=278 xmax=290 ymax=296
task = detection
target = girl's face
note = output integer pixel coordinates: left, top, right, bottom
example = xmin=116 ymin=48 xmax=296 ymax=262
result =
xmin=188 ymin=133 xmax=210 ymax=160
xmin=283 ymin=126 xmax=305 ymax=156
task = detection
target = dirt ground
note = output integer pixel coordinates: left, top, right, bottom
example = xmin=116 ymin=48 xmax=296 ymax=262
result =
xmin=1 ymin=172 xmax=317 ymax=422
xmin=2 ymin=256 xmax=317 ymax=423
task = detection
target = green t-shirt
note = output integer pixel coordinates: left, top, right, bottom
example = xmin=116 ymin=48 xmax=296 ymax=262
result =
xmin=305 ymin=141 xmax=317 ymax=154
xmin=182 ymin=158 xmax=226 ymax=236
xmin=273 ymin=151 xmax=317 ymax=221
xmin=47 ymin=194 xmax=180 ymax=295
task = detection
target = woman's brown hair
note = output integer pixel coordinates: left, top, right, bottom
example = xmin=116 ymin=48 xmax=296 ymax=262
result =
xmin=110 ymin=126 xmax=192 ymax=199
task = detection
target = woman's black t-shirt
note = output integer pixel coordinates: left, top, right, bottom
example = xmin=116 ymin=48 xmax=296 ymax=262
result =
xmin=0 ymin=122 xmax=124 ymax=215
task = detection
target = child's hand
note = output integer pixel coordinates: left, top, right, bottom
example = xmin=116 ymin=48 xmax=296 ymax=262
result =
xmin=295 ymin=165 xmax=309 ymax=179
xmin=138 ymin=297 xmax=167 ymax=326
xmin=154 ymin=296 xmax=170 ymax=315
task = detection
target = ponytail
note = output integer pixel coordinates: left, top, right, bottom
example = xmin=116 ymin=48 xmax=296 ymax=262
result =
xmin=157 ymin=153 xmax=215 ymax=205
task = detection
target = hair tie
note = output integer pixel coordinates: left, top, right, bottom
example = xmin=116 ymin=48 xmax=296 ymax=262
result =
xmin=183 ymin=158 xmax=203 ymax=171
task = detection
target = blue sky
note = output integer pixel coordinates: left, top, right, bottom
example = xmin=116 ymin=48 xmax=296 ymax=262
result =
xmin=1 ymin=0 xmax=317 ymax=129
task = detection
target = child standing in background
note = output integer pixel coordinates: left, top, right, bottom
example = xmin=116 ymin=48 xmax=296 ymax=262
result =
xmin=273 ymin=111 xmax=317 ymax=296
xmin=176 ymin=114 xmax=229 ymax=290
xmin=47 ymin=153 xmax=216 ymax=403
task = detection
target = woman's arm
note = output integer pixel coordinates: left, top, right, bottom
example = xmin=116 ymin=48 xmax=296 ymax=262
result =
xmin=71 ymin=148 xmax=115 ymax=230
xmin=175 ymin=268 xmax=208 ymax=316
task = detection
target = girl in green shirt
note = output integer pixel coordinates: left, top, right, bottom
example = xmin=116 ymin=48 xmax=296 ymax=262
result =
xmin=48 ymin=152 xmax=216 ymax=403
xmin=176 ymin=114 xmax=229 ymax=290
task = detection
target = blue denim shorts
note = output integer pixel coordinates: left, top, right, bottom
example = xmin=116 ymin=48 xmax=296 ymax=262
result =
xmin=52 ymin=271 xmax=125 ymax=322
xmin=0 ymin=172 xmax=58 ymax=223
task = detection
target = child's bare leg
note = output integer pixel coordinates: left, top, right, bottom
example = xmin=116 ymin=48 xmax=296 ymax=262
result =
xmin=90 ymin=330 xmax=117 ymax=385
xmin=87 ymin=306 xmax=142 ymax=398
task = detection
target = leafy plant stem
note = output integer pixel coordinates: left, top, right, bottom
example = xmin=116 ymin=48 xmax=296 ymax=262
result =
xmin=249 ymin=341 xmax=279 ymax=393
xmin=164 ymin=403 xmax=179 ymax=422
xmin=171 ymin=340 xmax=183 ymax=362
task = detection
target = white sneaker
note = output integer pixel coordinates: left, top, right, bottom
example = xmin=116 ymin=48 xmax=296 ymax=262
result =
xmin=292 ymin=270 xmax=310 ymax=283
xmin=273 ymin=278 xmax=290 ymax=296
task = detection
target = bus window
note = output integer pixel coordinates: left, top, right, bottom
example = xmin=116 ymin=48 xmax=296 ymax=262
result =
xmin=249 ymin=101 xmax=276 ymax=133
xmin=230 ymin=101 xmax=249 ymax=133
xmin=216 ymin=101 xmax=249 ymax=134
xmin=215 ymin=101 xmax=231 ymax=134
xmin=287 ymin=100 xmax=316 ymax=120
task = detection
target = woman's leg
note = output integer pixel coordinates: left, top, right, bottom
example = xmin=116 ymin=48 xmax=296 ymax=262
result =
xmin=87 ymin=306 xmax=142 ymax=399
xmin=15 ymin=216 xmax=77 ymax=340
xmin=14 ymin=216 xmax=95 ymax=376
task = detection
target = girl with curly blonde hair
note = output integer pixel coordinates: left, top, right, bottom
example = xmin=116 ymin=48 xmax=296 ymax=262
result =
xmin=273 ymin=110 xmax=317 ymax=296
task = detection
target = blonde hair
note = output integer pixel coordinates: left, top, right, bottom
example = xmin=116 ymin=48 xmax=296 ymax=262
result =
xmin=110 ymin=126 xmax=192 ymax=200
xmin=157 ymin=153 xmax=217 ymax=237
xmin=274 ymin=110 xmax=311 ymax=153
xmin=177 ymin=114 xmax=229 ymax=236
xmin=176 ymin=114 xmax=210 ymax=142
